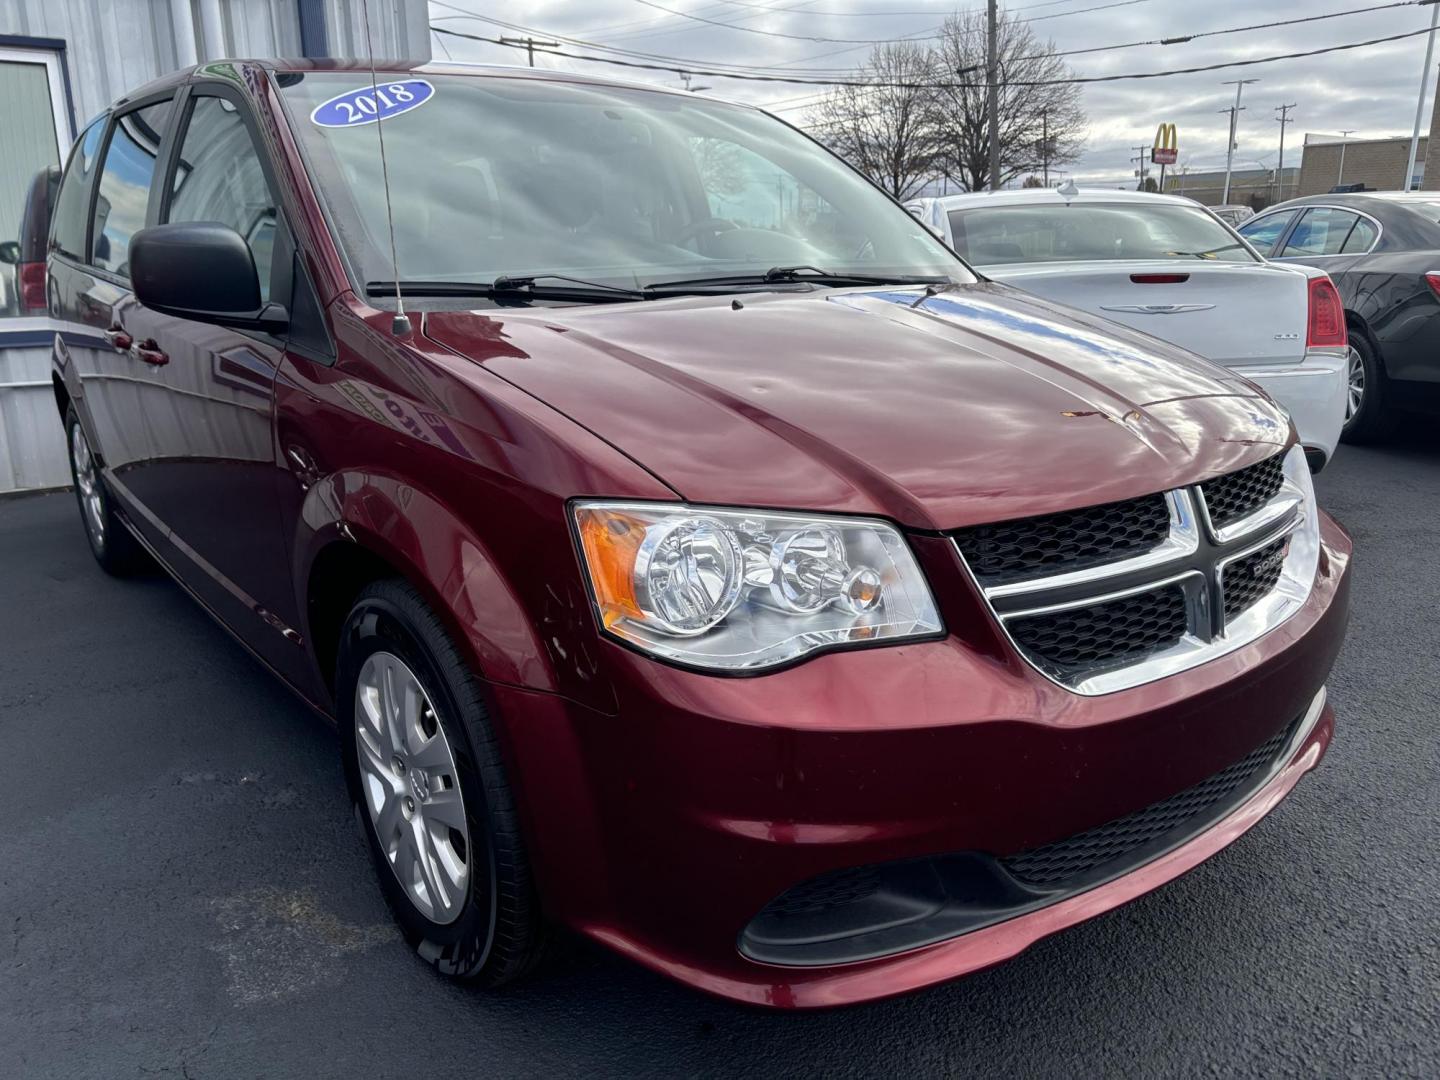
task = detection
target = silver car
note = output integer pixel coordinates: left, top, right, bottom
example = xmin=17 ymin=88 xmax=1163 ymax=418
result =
xmin=907 ymin=187 xmax=1346 ymax=468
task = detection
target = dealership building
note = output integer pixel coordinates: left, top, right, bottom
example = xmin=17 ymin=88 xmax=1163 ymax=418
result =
xmin=0 ymin=0 xmax=429 ymax=494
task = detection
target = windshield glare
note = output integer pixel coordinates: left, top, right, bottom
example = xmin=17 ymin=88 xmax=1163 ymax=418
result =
xmin=276 ymin=72 xmax=970 ymax=295
xmin=948 ymin=202 xmax=1259 ymax=266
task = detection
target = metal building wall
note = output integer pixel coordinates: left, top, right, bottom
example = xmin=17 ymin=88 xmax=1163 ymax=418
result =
xmin=0 ymin=0 xmax=430 ymax=493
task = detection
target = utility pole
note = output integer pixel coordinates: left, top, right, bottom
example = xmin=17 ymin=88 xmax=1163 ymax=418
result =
xmin=1221 ymin=79 xmax=1259 ymax=204
xmin=1275 ymin=104 xmax=1296 ymax=204
xmin=1337 ymin=130 xmax=1356 ymax=187
xmin=498 ymin=35 xmax=558 ymax=66
xmin=1131 ymin=145 xmax=1151 ymax=190
xmin=1406 ymin=0 xmax=1440 ymax=192
xmin=1040 ymin=109 xmax=1050 ymax=186
xmin=987 ymin=0 xmax=1000 ymax=190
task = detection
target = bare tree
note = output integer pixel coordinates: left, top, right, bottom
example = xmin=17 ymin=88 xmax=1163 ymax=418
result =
xmin=928 ymin=10 xmax=1085 ymax=191
xmin=808 ymin=41 xmax=940 ymax=200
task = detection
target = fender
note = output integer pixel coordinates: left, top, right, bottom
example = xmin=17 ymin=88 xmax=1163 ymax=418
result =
xmin=292 ymin=467 xmax=621 ymax=717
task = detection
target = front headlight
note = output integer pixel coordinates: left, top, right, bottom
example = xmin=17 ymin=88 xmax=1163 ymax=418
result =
xmin=573 ymin=502 xmax=943 ymax=671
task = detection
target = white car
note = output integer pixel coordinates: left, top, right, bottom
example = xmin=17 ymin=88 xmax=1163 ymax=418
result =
xmin=907 ymin=188 xmax=1347 ymax=468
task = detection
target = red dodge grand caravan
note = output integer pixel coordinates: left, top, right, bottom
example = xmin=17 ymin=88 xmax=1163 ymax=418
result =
xmin=48 ymin=61 xmax=1351 ymax=1008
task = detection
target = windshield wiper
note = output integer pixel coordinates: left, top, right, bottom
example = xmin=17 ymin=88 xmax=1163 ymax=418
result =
xmin=643 ymin=266 xmax=953 ymax=292
xmin=1162 ymin=243 xmax=1248 ymax=260
xmin=366 ymin=275 xmax=647 ymax=302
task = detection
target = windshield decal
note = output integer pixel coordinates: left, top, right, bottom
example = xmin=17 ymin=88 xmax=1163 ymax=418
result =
xmin=310 ymin=79 xmax=434 ymax=128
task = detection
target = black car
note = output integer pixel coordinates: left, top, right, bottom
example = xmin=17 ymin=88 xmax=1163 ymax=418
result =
xmin=1239 ymin=192 xmax=1440 ymax=442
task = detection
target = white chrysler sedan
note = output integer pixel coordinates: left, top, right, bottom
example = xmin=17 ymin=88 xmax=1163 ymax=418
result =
xmin=908 ymin=187 xmax=1347 ymax=468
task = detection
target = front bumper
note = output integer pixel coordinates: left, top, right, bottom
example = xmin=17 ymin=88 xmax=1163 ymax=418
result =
xmin=491 ymin=513 xmax=1351 ymax=1008
xmin=1233 ymin=351 xmax=1347 ymax=467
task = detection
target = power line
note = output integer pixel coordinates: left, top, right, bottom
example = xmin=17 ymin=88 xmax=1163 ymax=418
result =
xmin=429 ymin=0 xmax=1163 ymax=76
xmin=429 ymin=2 xmax=871 ymax=75
xmin=432 ymin=23 xmax=1440 ymax=88
xmin=623 ymin=0 xmax=946 ymax=43
xmin=1011 ymin=0 xmax=1439 ymax=63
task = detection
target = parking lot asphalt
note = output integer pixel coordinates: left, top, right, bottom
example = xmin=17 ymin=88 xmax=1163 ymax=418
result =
xmin=2 ymin=429 xmax=1437 ymax=1079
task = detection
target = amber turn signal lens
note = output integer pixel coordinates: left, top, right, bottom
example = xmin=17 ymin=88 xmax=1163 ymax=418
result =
xmin=576 ymin=507 xmax=645 ymax=628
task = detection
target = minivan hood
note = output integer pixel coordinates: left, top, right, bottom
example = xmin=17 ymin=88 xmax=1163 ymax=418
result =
xmin=423 ymin=282 xmax=1289 ymax=530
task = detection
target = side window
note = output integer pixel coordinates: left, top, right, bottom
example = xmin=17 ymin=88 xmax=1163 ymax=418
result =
xmin=1341 ymin=216 xmax=1378 ymax=254
xmin=1280 ymin=208 xmax=1359 ymax=257
xmin=1237 ymin=210 xmax=1296 ymax=255
xmin=50 ymin=117 xmax=105 ymax=261
xmin=165 ymin=95 xmax=278 ymax=302
xmin=91 ymin=98 xmax=172 ymax=277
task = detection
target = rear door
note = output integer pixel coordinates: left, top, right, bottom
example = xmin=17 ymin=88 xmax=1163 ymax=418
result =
xmin=1270 ymin=206 xmax=1375 ymax=276
xmin=49 ymin=94 xmax=176 ymax=520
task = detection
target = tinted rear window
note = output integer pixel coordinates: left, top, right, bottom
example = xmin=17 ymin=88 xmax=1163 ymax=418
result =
xmin=948 ymin=202 xmax=1258 ymax=265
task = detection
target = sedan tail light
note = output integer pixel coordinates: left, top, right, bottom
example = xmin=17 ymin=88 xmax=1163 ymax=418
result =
xmin=17 ymin=262 xmax=46 ymax=313
xmin=1129 ymin=273 xmax=1189 ymax=284
xmin=1424 ymin=271 xmax=1440 ymax=299
xmin=1306 ymin=275 xmax=1347 ymax=349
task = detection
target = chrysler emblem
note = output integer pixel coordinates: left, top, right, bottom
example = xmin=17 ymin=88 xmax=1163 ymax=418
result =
xmin=1099 ymin=303 xmax=1217 ymax=315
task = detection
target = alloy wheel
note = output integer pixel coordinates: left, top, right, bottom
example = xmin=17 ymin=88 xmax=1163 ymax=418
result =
xmin=354 ymin=651 xmax=471 ymax=924
xmin=1345 ymin=345 xmax=1365 ymax=421
xmin=69 ymin=423 xmax=105 ymax=549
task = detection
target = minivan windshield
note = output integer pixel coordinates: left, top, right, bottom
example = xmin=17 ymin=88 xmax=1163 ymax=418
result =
xmin=276 ymin=72 xmax=971 ymax=298
xmin=948 ymin=202 xmax=1260 ymax=267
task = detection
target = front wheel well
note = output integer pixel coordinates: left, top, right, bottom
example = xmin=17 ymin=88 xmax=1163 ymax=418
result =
xmin=307 ymin=542 xmax=405 ymax=694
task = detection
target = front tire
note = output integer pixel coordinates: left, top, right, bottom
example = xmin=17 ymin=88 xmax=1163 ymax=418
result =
xmin=1340 ymin=332 xmax=1398 ymax=444
xmin=64 ymin=406 xmax=148 ymax=575
xmin=337 ymin=579 xmax=544 ymax=986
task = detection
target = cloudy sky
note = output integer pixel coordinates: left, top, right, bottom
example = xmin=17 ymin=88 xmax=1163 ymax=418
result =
xmin=423 ymin=0 xmax=1440 ymax=185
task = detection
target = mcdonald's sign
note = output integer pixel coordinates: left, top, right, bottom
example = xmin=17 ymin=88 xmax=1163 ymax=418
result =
xmin=1152 ymin=123 xmax=1178 ymax=165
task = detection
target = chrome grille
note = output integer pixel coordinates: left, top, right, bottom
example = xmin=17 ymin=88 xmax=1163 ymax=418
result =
xmin=953 ymin=494 xmax=1170 ymax=585
xmin=1008 ymin=584 xmax=1187 ymax=677
xmin=954 ymin=449 xmax=1318 ymax=695
xmin=1222 ymin=537 xmax=1288 ymax=619
xmin=1200 ymin=454 xmax=1286 ymax=530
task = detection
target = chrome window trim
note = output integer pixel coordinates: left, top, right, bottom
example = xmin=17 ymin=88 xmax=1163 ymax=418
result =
xmin=1274 ymin=204 xmax=1384 ymax=258
xmin=956 ymin=446 xmax=1319 ymax=696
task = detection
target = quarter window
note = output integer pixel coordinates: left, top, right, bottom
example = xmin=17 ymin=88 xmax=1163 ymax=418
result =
xmin=1280 ymin=208 xmax=1359 ymax=257
xmin=1237 ymin=210 xmax=1296 ymax=255
xmin=91 ymin=99 xmax=172 ymax=278
xmin=1341 ymin=216 xmax=1378 ymax=254
xmin=51 ymin=118 xmax=105 ymax=261
xmin=165 ymin=95 xmax=278 ymax=302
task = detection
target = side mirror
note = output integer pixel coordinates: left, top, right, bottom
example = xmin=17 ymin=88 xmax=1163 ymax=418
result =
xmin=130 ymin=222 xmax=287 ymax=333
xmin=0 ymin=240 xmax=19 ymax=265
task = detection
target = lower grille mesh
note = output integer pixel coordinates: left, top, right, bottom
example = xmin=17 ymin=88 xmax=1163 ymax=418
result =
xmin=1002 ymin=714 xmax=1301 ymax=887
xmin=760 ymin=866 xmax=881 ymax=919
xmin=1008 ymin=584 xmax=1188 ymax=676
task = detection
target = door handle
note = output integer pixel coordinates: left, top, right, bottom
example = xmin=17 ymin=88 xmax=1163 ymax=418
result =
xmin=102 ymin=325 xmax=133 ymax=351
xmin=131 ymin=339 xmax=169 ymax=366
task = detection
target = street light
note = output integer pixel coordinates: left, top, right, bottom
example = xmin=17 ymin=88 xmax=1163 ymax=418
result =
xmin=1337 ymin=130 xmax=1356 ymax=187
xmin=1221 ymin=79 xmax=1259 ymax=203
